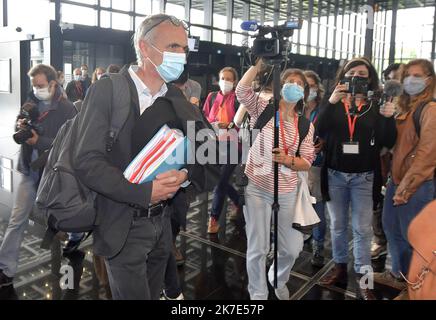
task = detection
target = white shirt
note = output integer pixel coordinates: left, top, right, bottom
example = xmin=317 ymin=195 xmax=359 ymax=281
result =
xmin=128 ymin=65 xmax=168 ymax=115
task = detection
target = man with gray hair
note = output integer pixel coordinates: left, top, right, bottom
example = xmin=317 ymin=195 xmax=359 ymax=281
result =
xmin=71 ymin=14 xmax=196 ymax=299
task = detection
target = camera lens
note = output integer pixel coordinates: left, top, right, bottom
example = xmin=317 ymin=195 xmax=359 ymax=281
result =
xmin=13 ymin=128 xmax=33 ymax=144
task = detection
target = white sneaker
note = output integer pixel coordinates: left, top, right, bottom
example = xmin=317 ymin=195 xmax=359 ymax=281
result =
xmin=161 ymin=291 xmax=185 ymax=300
xmin=274 ymin=286 xmax=290 ymax=300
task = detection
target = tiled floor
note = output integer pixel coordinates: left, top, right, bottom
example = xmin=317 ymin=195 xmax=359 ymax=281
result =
xmin=0 ymin=192 xmax=401 ymax=300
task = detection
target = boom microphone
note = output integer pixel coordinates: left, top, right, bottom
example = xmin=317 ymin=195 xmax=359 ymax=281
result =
xmin=383 ymin=79 xmax=403 ymax=101
xmin=240 ymin=21 xmax=260 ymax=32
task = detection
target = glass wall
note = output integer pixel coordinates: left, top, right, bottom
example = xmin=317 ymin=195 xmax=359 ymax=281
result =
xmin=7 ymin=0 xmax=54 ymax=31
xmin=12 ymin=0 xmax=426 ymax=72
xmin=394 ymin=7 xmax=434 ymax=64
xmin=63 ymin=40 xmax=125 ymax=81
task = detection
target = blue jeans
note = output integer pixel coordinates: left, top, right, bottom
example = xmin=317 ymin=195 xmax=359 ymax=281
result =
xmin=211 ymin=163 xmax=240 ymax=219
xmin=382 ymin=180 xmax=434 ymax=276
xmin=326 ymin=169 xmax=374 ymax=274
xmin=244 ymin=181 xmax=303 ymax=300
xmin=312 ymin=201 xmax=327 ymax=248
xmin=0 ymin=174 xmax=37 ymax=277
xmin=68 ymin=232 xmax=84 ymax=242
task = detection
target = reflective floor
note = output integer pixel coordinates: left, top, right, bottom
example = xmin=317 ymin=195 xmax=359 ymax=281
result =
xmin=0 ymin=192 xmax=401 ymax=300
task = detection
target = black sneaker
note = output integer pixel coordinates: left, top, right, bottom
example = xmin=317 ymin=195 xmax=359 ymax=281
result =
xmin=311 ymin=251 xmax=325 ymax=268
xmin=0 ymin=270 xmax=13 ymax=288
xmin=311 ymin=242 xmax=325 ymax=268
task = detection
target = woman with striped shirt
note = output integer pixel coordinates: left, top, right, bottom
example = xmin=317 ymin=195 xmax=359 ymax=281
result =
xmin=236 ymin=60 xmax=315 ymax=300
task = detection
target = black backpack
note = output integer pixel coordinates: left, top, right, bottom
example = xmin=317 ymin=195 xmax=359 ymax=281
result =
xmin=413 ymin=99 xmax=436 ymax=137
xmin=35 ymin=74 xmax=131 ymax=249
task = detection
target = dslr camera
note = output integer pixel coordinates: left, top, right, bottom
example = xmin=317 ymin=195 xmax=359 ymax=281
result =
xmin=13 ymin=102 xmax=40 ymax=144
xmin=340 ymin=76 xmax=369 ymax=96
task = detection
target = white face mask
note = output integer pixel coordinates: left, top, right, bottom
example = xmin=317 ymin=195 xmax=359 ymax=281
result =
xmin=308 ymin=88 xmax=318 ymax=102
xmin=219 ymin=80 xmax=234 ymax=94
xmin=97 ymin=74 xmax=102 ymax=80
xmin=33 ymin=86 xmax=51 ymax=101
xmin=74 ymin=75 xmax=81 ymax=81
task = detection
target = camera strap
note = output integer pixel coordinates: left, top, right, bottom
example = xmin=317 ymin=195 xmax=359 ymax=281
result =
xmin=38 ymin=110 xmax=50 ymax=122
xmin=342 ymin=99 xmax=364 ymax=142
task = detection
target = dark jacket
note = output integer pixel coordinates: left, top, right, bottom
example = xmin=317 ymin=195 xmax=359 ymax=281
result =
xmin=72 ymin=65 xmax=215 ymax=258
xmin=81 ymin=75 xmax=92 ymax=95
xmin=317 ymin=99 xmax=396 ymax=201
xmin=17 ymin=87 xmax=77 ymax=178
xmin=66 ymin=80 xmax=84 ymax=102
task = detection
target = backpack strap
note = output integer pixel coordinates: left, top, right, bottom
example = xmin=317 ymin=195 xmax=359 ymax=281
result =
xmin=253 ymin=103 xmax=274 ymax=131
xmin=106 ymin=74 xmax=131 ymax=152
xmin=209 ymin=91 xmax=218 ymax=110
xmin=296 ymin=116 xmax=310 ymax=157
xmin=413 ymin=98 xmax=436 ymax=138
xmin=233 ymin=96 xmax=240 ymax=112
xmin=40 ymin=215 xmax=58 ymax=250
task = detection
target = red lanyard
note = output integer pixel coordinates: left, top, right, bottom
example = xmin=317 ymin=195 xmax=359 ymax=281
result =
xmin=279 ymin=111 xmax=298 ymax=155
xmin=342 ymin=99 xmax=364 ymax=142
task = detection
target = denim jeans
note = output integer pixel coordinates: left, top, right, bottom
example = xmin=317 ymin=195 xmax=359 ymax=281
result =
xmin=244 ymin=181 xmax=303 ymax=300
xmin=211 ymin=163 xmax=240 ymax=219
xmin=312 ymin=201 xmax=327 ymax=248
xmin=308 ymin=166 xmax=326 ymax=247
xmin=326 ymin=169 xmax=374 ymax=274
xmin=382 ymin=180 xmax=434 ymax=276
xmin=68 ymin=232 xmax=84 ymax=242
xmin=0 ymin=174 xmax=37 ymax=277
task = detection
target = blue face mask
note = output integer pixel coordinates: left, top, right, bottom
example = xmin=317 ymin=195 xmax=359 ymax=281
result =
xmin=403 ymin=76 xmax=428 ymax=96
xmin=281 ymin=83 xmax=305 ymax=103
xmin=148 ymin=44 xmax=186 ymax=83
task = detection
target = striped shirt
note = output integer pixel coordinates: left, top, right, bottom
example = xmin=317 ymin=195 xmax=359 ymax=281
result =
xmin=236 ymin=84 xmax=315 ymax=194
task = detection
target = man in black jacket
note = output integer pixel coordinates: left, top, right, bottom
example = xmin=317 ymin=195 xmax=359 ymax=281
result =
xmin=71 ymin=14 xmax=209 ymax=300
xmin=0 ymin=64 xmax=76 ymax=288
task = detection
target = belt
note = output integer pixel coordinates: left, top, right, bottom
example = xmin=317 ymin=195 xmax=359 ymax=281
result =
xmin=133 ymin=202 xmax=166 ymax=219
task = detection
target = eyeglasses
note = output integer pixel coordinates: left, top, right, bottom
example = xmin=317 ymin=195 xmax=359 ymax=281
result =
xmin=143 ymin=14 xmax=189 ymax=37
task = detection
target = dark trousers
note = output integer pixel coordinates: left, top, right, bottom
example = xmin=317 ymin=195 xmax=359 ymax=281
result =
xmin=163 ymin=215 xmax=183 ymax=298
xmin=104 ymin=213 xmax=172 ymax=300
xmin=373 ymin=195 xmax=387 ymax=246
xmin=211 ymin=163 xmax=240 ymax=219
xmin=164 ymin=252 xmax=181 ymax=298
xmin=312 ymin=201 xmax=327 ymax=247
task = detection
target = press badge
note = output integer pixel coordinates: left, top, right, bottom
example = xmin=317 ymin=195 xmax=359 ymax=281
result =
xmin=343 ymin=141 xmax=359 ymax=155
xmin=281 ymin=165 xmax=292 ymax=175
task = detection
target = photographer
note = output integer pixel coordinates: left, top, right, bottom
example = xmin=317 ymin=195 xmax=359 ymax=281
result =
xmin=377 ymin=59 xmax=436 ymax=299
xmin=317 ymin=57 xmax=396 ymax=300
xmin=0 ymin=64 xmax=76 ymax=288
xmin=236 ymin=59 xmax=315 ymax=300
